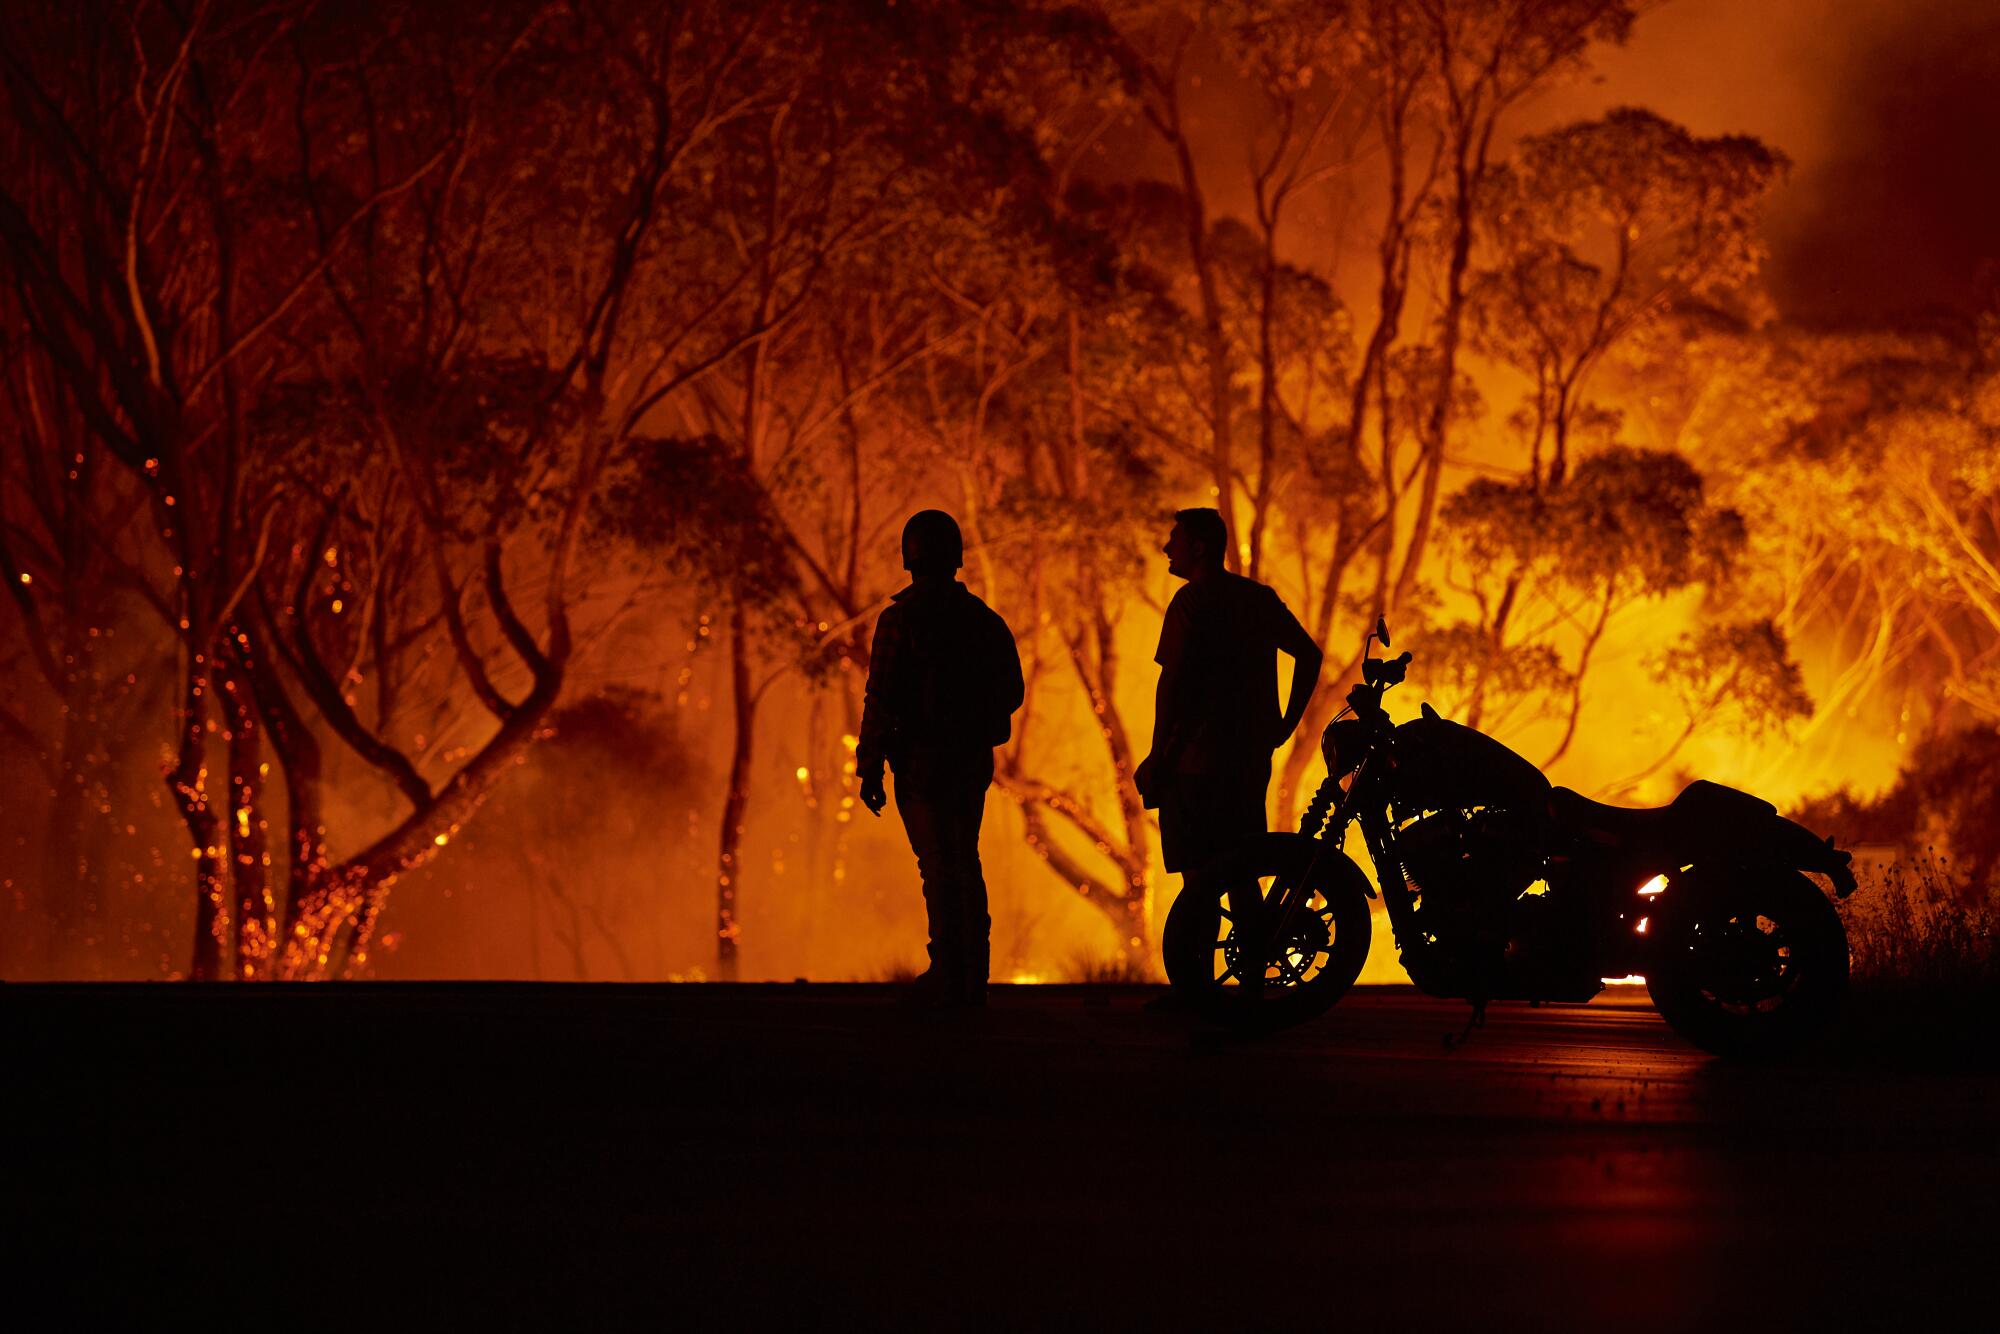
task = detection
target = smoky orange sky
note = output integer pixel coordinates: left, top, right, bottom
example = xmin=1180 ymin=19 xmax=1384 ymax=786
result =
xmin=1547 ymin=0 xmax=2000 ymax=322
xmin=1118 ymin=0 xmax=2000 ymax=324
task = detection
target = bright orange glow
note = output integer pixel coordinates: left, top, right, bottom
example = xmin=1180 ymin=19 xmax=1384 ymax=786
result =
xmin=1638 ymin=875 xmax=1668 ymax=897
xmin=1600 ymin=975 xmax=1647 ymax=986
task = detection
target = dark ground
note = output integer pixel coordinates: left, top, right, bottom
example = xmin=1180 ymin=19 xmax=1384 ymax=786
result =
xmin=6 ymin=982 xmax=1995 ymax=1330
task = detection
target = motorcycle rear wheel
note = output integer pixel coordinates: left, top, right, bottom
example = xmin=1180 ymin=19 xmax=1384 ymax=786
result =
xmin=1647 ymin=869 xmax=1849 ymax=1059
xmin=1161 ymin=832 xmax=1372 ymax=1030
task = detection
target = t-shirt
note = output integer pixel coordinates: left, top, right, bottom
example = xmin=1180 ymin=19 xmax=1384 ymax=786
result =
xmin=1153 ymin=571 xmax=1311 ymax=774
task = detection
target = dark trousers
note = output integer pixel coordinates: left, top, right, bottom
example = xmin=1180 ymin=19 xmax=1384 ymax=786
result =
xmin=892 ymin=751 xmax=993 ymax=989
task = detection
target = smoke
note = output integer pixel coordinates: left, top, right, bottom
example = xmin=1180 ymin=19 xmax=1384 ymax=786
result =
xmin=1547 ymin=0 xmax=2000 ymax=322
xmin=1769 ymin=1 xmax=2000 ymax=321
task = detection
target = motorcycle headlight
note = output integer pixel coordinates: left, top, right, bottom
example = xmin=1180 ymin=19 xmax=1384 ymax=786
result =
xmin=1321 ymin=719 xmax=1369 ymax=778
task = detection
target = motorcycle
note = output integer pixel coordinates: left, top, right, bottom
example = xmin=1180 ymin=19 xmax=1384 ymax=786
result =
xmin=1161 ymin=619 xmax=1858 ymax=1057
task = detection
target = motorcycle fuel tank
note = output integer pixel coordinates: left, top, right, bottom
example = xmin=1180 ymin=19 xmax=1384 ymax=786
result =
xmin=1390 ymin=715 xmax=1552 ymax=817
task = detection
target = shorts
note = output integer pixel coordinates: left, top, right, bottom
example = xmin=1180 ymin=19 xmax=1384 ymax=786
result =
xmin=1158 ymin=761 xmax=1271 ymax=873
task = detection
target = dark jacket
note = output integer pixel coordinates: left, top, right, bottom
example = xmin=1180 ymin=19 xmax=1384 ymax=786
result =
xmin=857 ymin=579 xmax=1023 ymax=781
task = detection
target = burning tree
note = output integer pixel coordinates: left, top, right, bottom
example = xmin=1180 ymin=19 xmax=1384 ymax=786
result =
xmin=0 ymin=0 xmax=838 ymax=977
xmin=1652 ymin=301 xmax=2000 ymax=756
xmin=1390 ymin=102 xmax=1789 ymax=780
xmin=1264 ymin=0 xmax=1646 ymax=820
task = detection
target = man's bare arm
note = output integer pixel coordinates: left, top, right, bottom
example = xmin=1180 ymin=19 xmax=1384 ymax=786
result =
xmin=1274 ymin=607 xmax=1323 ymax=747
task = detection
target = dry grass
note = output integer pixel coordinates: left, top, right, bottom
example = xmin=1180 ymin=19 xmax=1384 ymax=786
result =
xmin=1832 ymin=856 xmax=1998 ymax=1069
xmin=1061 ymin=952 xmax=1158 ymax=985
xmin=1839 ymin=856 xmax=1998 ymax=992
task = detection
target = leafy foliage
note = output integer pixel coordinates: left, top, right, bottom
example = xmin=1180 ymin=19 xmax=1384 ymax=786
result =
xmin=598 ymin=434 xmax=802 ymax=622
xmin=1646 ymin=618 xmax=1813 ymax=740
xmin=1408 ymin=622 xmax=1570 ymax=728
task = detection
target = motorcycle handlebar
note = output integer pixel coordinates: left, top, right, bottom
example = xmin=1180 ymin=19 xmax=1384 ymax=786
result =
xmin=1363 ymin=650 xmax=1412 ymax=686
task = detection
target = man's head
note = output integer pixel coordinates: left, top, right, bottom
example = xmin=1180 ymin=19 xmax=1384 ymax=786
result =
xmin=901 ymin=509 xmax=964 ymax=576
xmin=1164 ymin=507 xmax=1227 ymax=579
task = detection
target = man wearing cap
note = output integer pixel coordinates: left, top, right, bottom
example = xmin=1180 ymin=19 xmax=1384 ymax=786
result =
xmin=858 ymin=510 xmax=1024 ymax=1007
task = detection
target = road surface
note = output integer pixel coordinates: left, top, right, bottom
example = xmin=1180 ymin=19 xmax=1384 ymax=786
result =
xmin=7 ymin=983 xmax=1993 ymax=1329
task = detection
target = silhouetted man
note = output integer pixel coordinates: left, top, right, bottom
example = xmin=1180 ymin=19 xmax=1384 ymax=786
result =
xmin=1135 ymin=508 xmax=1322 ymax=960
xmin=858 ymin=510 xmax=1023 ymax=1007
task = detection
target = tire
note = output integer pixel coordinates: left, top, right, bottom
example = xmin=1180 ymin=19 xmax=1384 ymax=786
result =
xmin=1647 ymin=869 xmax=1849 ymax=1059
xmin=1161 ymin=832 xmax=1373 ymax=1031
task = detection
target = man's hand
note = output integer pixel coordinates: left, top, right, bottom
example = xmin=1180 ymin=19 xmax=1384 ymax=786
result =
xmin=859 ymin=771 xmax=888 ymax=817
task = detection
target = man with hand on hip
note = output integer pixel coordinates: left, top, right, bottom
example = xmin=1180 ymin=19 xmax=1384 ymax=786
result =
xmin=1134 ymin=507 xmax=1322 ymax=987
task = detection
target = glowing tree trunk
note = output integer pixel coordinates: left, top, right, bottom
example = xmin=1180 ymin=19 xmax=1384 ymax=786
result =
xmin=214 ymin=652 xmax=275 ymax=979
xmin=715 ymin=606 xmax=754 ymax=980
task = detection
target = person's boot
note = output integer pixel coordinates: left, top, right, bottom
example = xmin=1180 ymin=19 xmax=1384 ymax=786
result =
xmin=901 ymin=967 xmax=960 ymax=1008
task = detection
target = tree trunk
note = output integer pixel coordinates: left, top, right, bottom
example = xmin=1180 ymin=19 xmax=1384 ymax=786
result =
xmin=214 ymin=655 xmax=275 ymax=980
xmin=1159 ymin=100 xmax=1237 ymax=561
xmin=171 ymin=665 xmax=226 ymax=981
xmin=715 ymin=603 xmax=754 ymax=980
xmin=1004 ymin=791 xmax=1154 ymax=973
xmin=1248 ymin=223 xmax=1282 ymax=580
xmin=1084 ymin=604 xmax=1154 ymax=959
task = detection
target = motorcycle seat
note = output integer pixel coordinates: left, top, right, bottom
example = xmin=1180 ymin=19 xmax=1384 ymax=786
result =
xmin=1548 ymin=786 xmax=1681 ymax=845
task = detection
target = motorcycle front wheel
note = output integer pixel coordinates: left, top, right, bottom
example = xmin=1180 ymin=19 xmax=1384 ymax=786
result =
xmin=1161 ymin=832 xmax=1373 ymax=1030
xmin=1647 ymin=869 xmax=1849 ymax=1059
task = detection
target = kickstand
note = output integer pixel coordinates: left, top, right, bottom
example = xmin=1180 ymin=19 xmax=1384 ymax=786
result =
xmin=1442 ymin=999 xmax=1488 ymax=1051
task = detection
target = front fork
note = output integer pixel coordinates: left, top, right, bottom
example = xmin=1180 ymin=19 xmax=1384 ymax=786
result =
xmin=1247 ymin=765 xmax=1373 ymax=975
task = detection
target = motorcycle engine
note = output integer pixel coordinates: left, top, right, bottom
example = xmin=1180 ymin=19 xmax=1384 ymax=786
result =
xmin=1396 ymin=807 xmax=1545 ymax=930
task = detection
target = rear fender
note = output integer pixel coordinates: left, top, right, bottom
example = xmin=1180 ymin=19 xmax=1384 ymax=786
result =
xmin=1765 ymin=815 xmax=1858 ymax=899
xmin=1646 ymin=836 xmax=1854 ymax=928
xmin=1667 ymin=807 xmax=1857 ymax=902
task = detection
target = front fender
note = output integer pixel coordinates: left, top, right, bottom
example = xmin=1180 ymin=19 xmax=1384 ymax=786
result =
xmin=1163 ymin=833 xmax=1375 ymax=992
xmin=1207 ymin=831 xmax=1376 ymax=902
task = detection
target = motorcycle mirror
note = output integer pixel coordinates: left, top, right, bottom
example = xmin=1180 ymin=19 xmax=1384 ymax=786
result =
xmin=1375 ymin=616 xmax=1391 ymax=649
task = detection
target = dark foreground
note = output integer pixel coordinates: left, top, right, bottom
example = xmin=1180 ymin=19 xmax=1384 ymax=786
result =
xmin=6 ymin=983 xmax=1994 ymax=1330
